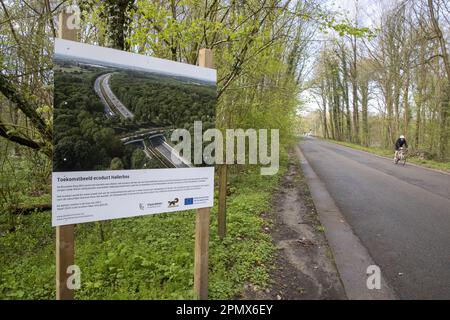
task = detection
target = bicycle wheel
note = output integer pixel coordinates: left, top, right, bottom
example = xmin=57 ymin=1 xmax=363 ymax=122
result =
xmin=402 ymin=156 xmax=407 ymax=166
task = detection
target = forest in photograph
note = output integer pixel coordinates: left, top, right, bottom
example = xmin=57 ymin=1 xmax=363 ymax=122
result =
xmin=53 ymin=56 xmax=216 ymax=172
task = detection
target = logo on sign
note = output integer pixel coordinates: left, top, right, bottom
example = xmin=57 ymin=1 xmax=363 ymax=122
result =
xmin=184 ymin=198 xmax=194 ymax=205
xmin=168 ymin=198 xmax=179 ymax=208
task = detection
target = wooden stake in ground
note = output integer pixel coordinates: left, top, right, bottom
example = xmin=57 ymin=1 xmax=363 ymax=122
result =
xmin=194 ymin=207 xmax=210 ymax=299
xmin=56 ymin=9 xmax=78 ymax=301
xmin=194 ymin=48 xmax=213 ymax=300
xmin=218 ymin=164 xmax=227 ymax=239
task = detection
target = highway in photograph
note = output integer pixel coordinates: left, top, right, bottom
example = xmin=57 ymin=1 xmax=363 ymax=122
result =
xmin=94 ymin=72 xmax=191 ymax=168
xmin=94 ymin=72 xmax=134 ymax=119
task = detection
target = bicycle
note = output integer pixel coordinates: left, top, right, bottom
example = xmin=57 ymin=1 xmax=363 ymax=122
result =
xmin=394 ymin=147 xmax=407 ymax=166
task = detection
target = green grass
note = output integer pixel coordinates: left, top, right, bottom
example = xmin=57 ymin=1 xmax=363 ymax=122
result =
xmin=0 ymin=152 xmax=287 ymax=300
xmin=324 ymin=139 xmax=450 ymax=172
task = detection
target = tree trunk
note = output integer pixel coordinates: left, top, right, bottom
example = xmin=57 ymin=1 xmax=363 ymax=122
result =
xmin=428 ymin=0 xmax=450 ymax=159
xmin=360 ymin=79 xmax=369 ymax=147
xmin=340 ymin=46 xmax=352 ymax=141
xmin=403 ymin=70 xmax=410 ymax=141
xmin=351 ymin=35 xmax=360 ymax=143
xmin=321 ymin=81 xmax=329 ymax=139
xmin=103 ymin=0 xmax=134 ymax=50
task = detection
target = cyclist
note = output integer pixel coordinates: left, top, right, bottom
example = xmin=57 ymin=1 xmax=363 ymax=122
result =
xmin=394 ymin=135 xmax=408 ymax=162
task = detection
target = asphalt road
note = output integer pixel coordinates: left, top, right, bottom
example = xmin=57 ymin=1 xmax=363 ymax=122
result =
xmin=149 ymin=135 xmax=190 ymax=168
xmin=94 ymin=74 xmax=114 ymax=117
xmin=95 ymin=73 xmax=134 ymax=119
xmin=299 ymin=137 xmax=450 ymax=299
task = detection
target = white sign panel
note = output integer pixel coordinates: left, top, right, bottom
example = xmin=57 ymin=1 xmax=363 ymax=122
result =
xmin=52 ymin=168 xmax=214 ymax=226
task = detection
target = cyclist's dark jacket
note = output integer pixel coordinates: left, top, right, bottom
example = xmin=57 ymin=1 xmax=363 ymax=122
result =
xmin=395 ymin=138 xmax=408 ymax=150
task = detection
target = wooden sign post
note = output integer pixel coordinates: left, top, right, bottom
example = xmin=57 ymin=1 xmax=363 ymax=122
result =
xmin=56 ymin=9 xmax=78 ymax=301
xmin=194 ymin=49 xmax=213 ymax=300
xmin=56 ymin=224 xmax=74 ymax=300
xmin=217 ymin=164 xmax=227 ymax=239
xmin=193 ymin=207 xmax=210 ymax=299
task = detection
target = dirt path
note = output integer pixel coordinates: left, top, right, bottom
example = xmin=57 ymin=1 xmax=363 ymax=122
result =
xmin=243 ymin=149 xmax=346 ymax=299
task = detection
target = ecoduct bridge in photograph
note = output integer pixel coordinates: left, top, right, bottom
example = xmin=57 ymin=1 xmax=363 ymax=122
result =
xmin=94 ymin=73 xmax=190 ymax=168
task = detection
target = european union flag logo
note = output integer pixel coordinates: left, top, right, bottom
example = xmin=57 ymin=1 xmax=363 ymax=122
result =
xmin=184 ymin=198 xmax=194 ymax=205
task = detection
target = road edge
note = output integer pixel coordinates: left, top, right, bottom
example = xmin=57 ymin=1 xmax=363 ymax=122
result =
xmin=295 ymin=144 xmax=397 ymax=300
xmin=320 ymin=138 xmax=450 ymax=176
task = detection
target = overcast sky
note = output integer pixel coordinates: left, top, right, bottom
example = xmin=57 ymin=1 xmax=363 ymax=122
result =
xmin=329 ymin=0 xmax=397 ymax=27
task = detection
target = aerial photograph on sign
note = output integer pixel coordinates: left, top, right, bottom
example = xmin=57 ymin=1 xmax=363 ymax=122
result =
xmin=53 ymin=39 xmax=216 ymax=172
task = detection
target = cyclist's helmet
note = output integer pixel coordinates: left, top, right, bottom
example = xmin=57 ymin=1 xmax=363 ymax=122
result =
xmin=399 ymin=135 xmax=405 ymax=139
